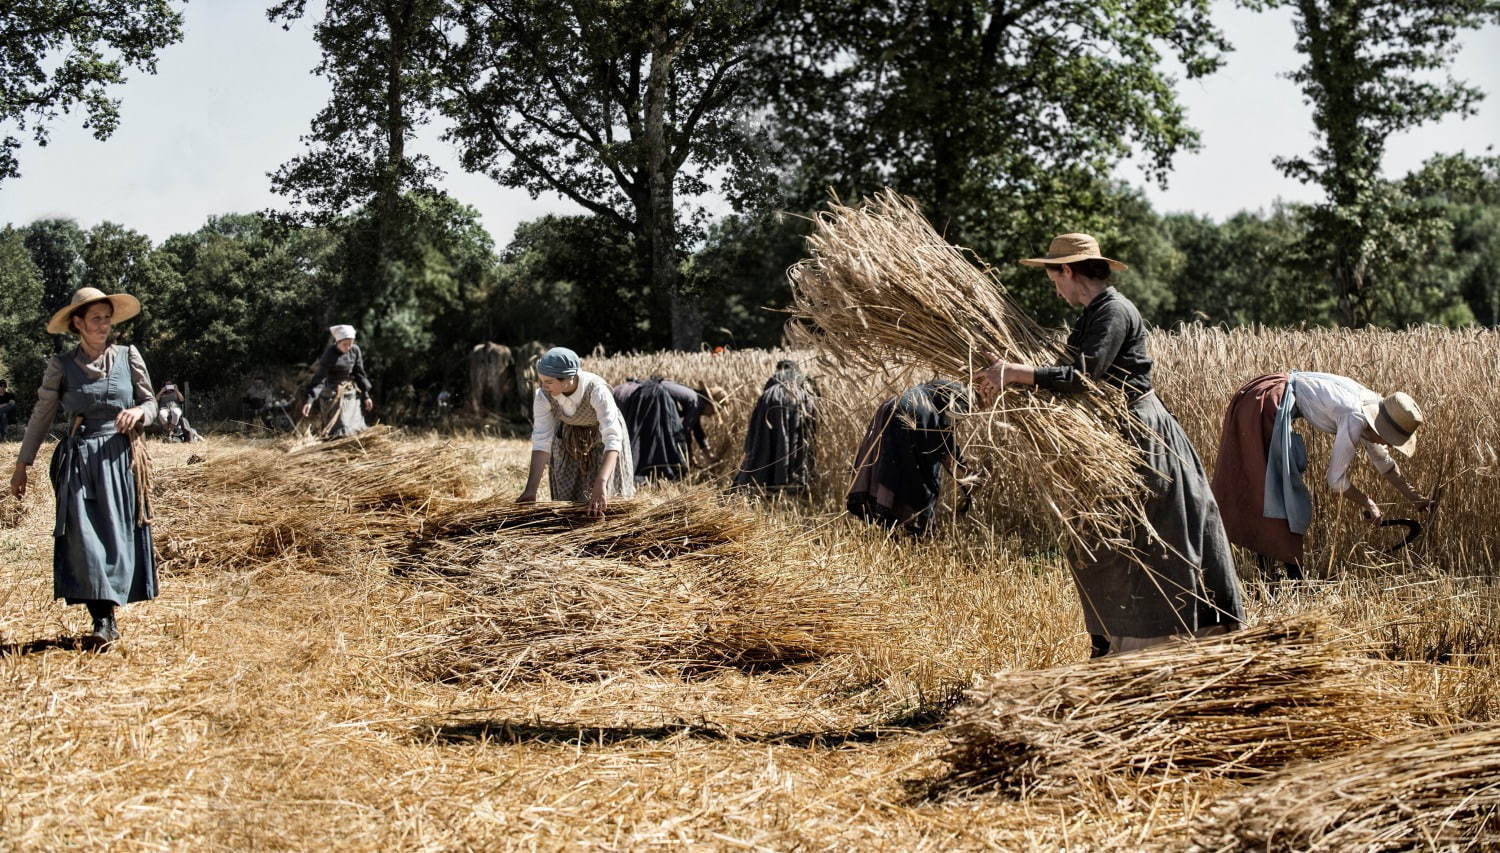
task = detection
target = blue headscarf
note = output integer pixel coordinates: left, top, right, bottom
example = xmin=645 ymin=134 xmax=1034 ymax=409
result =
xmin=536 ymin=346 xmax=582 ymax=379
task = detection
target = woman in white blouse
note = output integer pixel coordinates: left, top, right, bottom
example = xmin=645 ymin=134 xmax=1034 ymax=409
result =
xmin=1212 ymin=370 xmax=1432 ymax=578
xmin=516 ymin=347 xmax=635 ymax=516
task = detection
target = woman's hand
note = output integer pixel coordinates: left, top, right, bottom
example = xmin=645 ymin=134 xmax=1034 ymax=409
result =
xmin=516 ymin=490 xmax=537 ymax=504
xmin=363 ymin=398 xmax=374 ymax=412
xmin=586 ymin=489 xmax=608 ymax=518
xmin=1361 ymin=500 xmax=1384 ymax=525
xmin=115 ymin=406 xmax=146 ymax=432
xmin=301 ymin=401 xmax=312 ymax=418
xmin=9 ymin=464 xmax=26 ymax=499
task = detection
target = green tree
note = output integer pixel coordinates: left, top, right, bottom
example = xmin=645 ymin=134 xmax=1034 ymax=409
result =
xmin=20 ymin=218 xmax=89 ymax=353
xmin=1252 ymin=0 xmax=1500 ymax=325
xmin=0 ymin=1 xmax=185 ymax=181
xmin=683 ymin=210 xmax=811 ymax=349
xmin=0 ymin=227 xmax=49 ymax=405
xmin=268 ymin=0 xmax=452 ymax=366
xmin=762 ymin=0 xmax=1228 ymax=320
xmin=82 ymin=222 xmax=183 ymax=351
xmin=440 ymin=0 xmax=780 ymax=349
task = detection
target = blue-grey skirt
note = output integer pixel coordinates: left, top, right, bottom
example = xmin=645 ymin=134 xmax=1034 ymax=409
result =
xmin=50 ymin=425 xmax=157 ymax=605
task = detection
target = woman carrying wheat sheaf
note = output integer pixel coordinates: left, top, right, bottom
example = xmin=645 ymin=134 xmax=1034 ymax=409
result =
xmin=979 ymin=234 xmax=1245 ymax=658
xmin=517 ymin=347 xmax=635 ymax=516
xmin=300 ymin=324 xmax=373 ymax=439
xmin=9 ymin=288 xmax=160 ymax=648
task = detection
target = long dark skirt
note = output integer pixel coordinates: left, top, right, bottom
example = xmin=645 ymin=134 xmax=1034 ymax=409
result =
xmin=621 ymin=380 xmax=688 ymax=479
xmin=733 ymin=381 xmax=814 ymax=493
xmin=50 ymin=430 xmax=157 ymax=605
xmin=1073 ymin=392 xmax=1244 ymax=643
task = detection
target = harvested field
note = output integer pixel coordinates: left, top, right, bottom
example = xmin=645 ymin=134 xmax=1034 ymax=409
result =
xmin=2 ymin=328 xmax=1499 ymax=849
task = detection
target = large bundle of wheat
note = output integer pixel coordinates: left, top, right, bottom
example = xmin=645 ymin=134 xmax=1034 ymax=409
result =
xmin=923 ymin=621 xmax=1429 ymax=798
xmin=1206 ymin=724 xmax=1500 ymax=851
xmin=787 ymin=190 xmax=1148 ymax=558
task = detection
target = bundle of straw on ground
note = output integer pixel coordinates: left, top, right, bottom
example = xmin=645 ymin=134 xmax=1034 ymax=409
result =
xmin=1204 ymin=723 xmax=1500 ymax=851
xmin=403 ymin=551 xmax=887 ymax=687
xmin=409 ymin=489 xmax=758 ymax=566
xmin=922 ymin=620 xmax=1431 ymax=799
xmin=152 ymin=429 xmax=475 ymax=573
xmin=787 ymin=189 xmax=1149 ymax=557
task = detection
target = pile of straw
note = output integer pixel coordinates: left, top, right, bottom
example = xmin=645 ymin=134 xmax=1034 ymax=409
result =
xmin=923 ymin=621 xmax=1429 ymax=798
xmin=410 ymin=491 xmax=757 ymax=566
xmin=787 ymin=190 xmax=1148 ymax=557
xmin=153 ymin=428 xmax=474 ymax=573
xmin=1207 ymin=724 xmax=1500 ymax=851
xmin=405 ymin=553 xmax=881 ymax=686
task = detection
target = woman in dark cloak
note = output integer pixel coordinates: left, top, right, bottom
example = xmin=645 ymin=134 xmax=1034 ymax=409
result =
xmin=10 ymin=288 xmax=159 ymax=647
xmin=980 ymin=233 xmax=1245 ymax=657
xmin=733 ymin=360 xmax=818 ymax=494
xmin=614 ymin=378 xmax=719 ymax=480
xmin=300 ymin=324 xmax=373 ymax=439
xmin=846 ymin=379 xmax=969 ymax=536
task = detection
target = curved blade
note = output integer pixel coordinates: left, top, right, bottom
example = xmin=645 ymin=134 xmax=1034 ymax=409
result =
xmin=1378 ymin=518 xmax=1423 ymax=553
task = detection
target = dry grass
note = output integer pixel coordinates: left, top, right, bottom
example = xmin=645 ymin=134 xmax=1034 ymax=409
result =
xmin=1 ymin=325 xmax=1498 ymax=850
xmin=1204 ymin=723 xmax=1500 ymax=851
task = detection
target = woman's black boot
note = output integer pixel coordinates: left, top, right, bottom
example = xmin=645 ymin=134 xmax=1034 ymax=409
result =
xmin=84 ymin=600 xmax=119 ymax=647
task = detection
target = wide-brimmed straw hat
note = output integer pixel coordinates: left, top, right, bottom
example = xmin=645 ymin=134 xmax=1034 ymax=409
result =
xmin=46 ymin=287 xmax=141 ymax=334
xmin=1018 ymin=233 xmax=1128 ymax=271
xmin=1362 ymin=392 xmax=1423 ymax=457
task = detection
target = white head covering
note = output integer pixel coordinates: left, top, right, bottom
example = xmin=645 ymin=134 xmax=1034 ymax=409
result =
xmin=329 ymin=324 xmax=357 ymax=342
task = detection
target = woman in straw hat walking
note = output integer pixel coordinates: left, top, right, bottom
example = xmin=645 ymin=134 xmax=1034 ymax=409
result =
xmin=9 ymin=288 xmax=160 ymax=647
xmin=1211 ymin=372 xmax=1432 ymax=580
xmin=300 ymin=324 xmax=373 ymax=439
xmin=517 ymin=347 xmax=635 ymax=516
xmin=980 ymin=234 xmax=1245 ymax=657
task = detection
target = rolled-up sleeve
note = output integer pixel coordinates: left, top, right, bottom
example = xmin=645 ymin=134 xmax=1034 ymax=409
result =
xmin=530 ymin=390 xmax=556 ymax=453
xmin=591 ymin=381 xmax=625 ymax=453
xmin=127 ymin=345 xmax=158 ymax=424
xmin=17 ymin=357 xmax=65 ymax=466
xmin=1361 ymin=439 xmax=1396 ymax=476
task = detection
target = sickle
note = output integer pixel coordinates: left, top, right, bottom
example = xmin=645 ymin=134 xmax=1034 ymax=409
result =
xmin=1378 ymin=518 xmax=1423 ymax=553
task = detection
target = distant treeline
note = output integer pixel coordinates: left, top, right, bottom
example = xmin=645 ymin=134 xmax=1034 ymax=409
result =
xmin=1 ymin=155 xmax=1497 ymax=406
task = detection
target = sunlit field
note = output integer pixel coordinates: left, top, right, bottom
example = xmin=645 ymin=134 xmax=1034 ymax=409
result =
xmin=1 ymin=326 xmax=1496 ymax=850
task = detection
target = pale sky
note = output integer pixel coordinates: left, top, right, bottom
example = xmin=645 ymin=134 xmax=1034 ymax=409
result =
xmin=0 ymin=1 xmax=1496 ymax=244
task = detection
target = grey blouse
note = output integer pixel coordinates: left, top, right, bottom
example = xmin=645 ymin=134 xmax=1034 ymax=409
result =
xmin=16 ymin=345 xmax=158 ymax=466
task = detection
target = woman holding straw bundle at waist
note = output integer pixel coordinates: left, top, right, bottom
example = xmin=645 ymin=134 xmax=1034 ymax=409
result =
xmin=979 ymin=234 xmax=1245 ymax=657
xmin=300 ymin=324 xmax=373 ymax=438
xmin=518 ymin=347 xmax=635 ymax=516
xmin=9 ymin=288 xmax=160 ymax=647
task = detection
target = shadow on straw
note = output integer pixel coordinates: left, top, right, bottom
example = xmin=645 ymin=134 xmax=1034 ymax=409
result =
xmin=416 ymin=717 xmax=941 ymax=749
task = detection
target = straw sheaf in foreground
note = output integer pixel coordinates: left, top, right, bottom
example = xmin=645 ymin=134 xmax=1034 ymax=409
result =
xmin=1204 ymin=723 xmax=1500 ymax=851
xmin=923 ymin=620 xmax=1431 ymax=799
xmin=786 ymin=190 xmax=1151 ymax=561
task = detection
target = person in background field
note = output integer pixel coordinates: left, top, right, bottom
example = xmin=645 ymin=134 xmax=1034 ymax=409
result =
xmin=154 ymin=380 xmax=203 ymax=442
xmin=9 ymin=288 xmax=159 ymax=647
xmin=0 ymin=379 xmax=17 ymax=439
xmin=1212 ymin=372 xmax=1432 ymax=581
xmin=847 ymin=379 xmax=975 ymax=536
xmin=980 ymin=233 xmax=1245 ymax=658
xmin=733 ymin=359 xmax=818 ymax=494
xmin=614 ymin=377 xmax=724 ymax=480
xmin=518 ymin=347 xmax=635 ymax=516
xmin=300 ymin=324 xmax=373 ymax=439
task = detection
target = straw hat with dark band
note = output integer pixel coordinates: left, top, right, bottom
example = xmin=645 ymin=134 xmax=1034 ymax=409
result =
xmin=1363 ymin=391 xmax=1423 ymax=457
xmin=1018 ymin=233 xmax=1128 ymax=271
xmin=46 ymin=287 xmax=141 ymax=335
